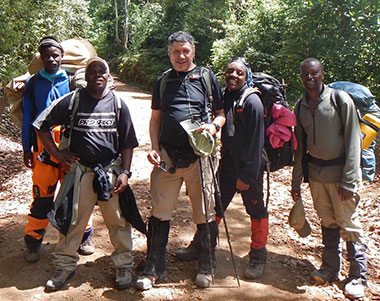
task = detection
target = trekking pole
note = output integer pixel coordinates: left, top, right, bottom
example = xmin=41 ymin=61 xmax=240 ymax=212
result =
xmin=198 ymin=156 xmax=215 ymax=284
xmin=208 ymin=156 xmax=241 ymax=287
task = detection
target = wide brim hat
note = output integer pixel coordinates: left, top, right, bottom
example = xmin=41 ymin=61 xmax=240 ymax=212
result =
xmin=288 ymin=199 xmax=311 ymax=237
xmin=180 ymin=119 xmax=215 ymax=157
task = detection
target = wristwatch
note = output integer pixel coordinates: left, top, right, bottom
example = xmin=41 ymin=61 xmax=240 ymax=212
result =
xmin=121 ymin=170 xmax=132 ymax=178
xmin=212 ymin=122 xmax=221 ymax=132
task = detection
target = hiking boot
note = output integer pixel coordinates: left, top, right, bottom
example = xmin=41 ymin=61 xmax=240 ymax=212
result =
xmin=115 ymin=267 xmax=132 ymax=290
xmin=244 ymin=261 xmax=266 ymax=279
xmin=25 ymin=251 xmax=40 ymax=263
xmin=78 ymin=238 xmax=95 ymax=255
xmin=175 ymin=245 xmax=199 ymax=261
xmin=175 ymin=231 xmax=200 ymax=261
xmin=245 ymin=247 xmax=267 ymax=279
xmin=45 ymin=269 xmax=75 ymax=291
xmin=344 ymin=278 xmax=366 ymax=299
xmin=195 ymin=272 xmax=212 ymax=288
xmin=310 ymin=268 xmax=337 ymax=285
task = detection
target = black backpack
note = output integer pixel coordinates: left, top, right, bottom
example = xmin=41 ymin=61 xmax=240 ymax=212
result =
xmin=236 ymin=72 xmax=295 ymax=172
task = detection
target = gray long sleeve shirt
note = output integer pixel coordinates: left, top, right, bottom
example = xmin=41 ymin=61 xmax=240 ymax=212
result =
xmin=292 ymin=85 xmax=361 ymax=192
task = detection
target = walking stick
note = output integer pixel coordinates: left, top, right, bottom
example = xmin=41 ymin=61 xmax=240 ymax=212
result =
xmin=208 ymin=156 xmax=241 ymax=287
xmin=198 ymin=156 xmax=215 ymax=284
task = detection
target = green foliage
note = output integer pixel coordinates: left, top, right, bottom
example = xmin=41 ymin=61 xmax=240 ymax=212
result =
xmin=87 ymin=0 xmax=123 ymax=59
xmin=277 ymin=0 xmax=380 ymax=101
xmin=113 ymin=0 xmax=229 ymax=89
xmin=1 ymin=0 xmax=379 ymax=101
xmin=127 ymin=2 xmax=165 ymax=51
xmin=211 ymin=1 xmax=286 ymax=86
xmin=0 ymin=0 xmax=91 ymax=83
xmin=210 ymin=0 xmax=380 ymax=103
xmin=183 ymin=0 xmax=228 ymax=66
xmin=118 ymin=48 xmax=169 ymax=90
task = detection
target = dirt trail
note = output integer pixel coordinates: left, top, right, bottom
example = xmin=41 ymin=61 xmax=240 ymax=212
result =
xmin=0 ymin=81 xmax=379 ymax=301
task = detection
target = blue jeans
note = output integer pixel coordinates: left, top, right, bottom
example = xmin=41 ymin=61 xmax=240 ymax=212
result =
xmin=361 ymin=140 xmax=376 ymax=181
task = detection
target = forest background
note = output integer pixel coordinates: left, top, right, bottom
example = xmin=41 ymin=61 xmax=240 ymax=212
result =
xmin=0 ymin=0 xmax=379 ymax=103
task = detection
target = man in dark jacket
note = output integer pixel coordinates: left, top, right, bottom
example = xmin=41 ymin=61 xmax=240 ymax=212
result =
xmin=176 ymin=57 xmax=268 ymax=279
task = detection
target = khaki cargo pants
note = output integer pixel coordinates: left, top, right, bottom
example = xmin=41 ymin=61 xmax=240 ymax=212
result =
xmin=150 ymin=148 xmax=216 ymax=224
xmin=54 ymin=170 xmax=133 ymax=271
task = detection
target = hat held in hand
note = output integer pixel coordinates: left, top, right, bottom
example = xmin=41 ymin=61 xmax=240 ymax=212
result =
xmin=180 ymin=119 xmax=215 ymax=157
xmin=289 ymin=199 xmax=311 ymax=237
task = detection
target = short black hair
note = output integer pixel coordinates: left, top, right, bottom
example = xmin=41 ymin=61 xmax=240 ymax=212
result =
xmin=38 ymin=35 xmax=64 ymax=54
xmin=167 ymin=31 xmax=195 ymax=48
xmin=300 ymin=58 xmax=324 ymax=72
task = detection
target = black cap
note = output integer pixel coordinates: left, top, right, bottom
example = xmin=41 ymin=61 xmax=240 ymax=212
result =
xmin=38 ymin=36 xmax=64 ymax=54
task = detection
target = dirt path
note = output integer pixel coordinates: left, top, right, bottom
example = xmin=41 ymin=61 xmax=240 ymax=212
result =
xmin=0 ymin=82 xmax=379 ymax=301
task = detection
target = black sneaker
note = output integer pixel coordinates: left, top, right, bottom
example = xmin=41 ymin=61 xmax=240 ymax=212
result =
xmin=45 ymin=269 xmax=75 ymax=291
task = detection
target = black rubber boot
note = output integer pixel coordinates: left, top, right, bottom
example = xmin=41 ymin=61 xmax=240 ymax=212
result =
xmin=195 ymin=221 xmax=218 ymax=288
xmin=344 ymin=241 xmax=368 ymax=299
xmin=135 ymin=217 xmax=169 ymax=290
xmin=175 ymin=230 xmax=200 ymax=261
xmin=311 ymin=227 xmax=341 ymax=284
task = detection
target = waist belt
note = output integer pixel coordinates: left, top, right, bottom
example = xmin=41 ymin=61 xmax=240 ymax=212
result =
xmin=307 ymin=154 xmax=346 ymax=167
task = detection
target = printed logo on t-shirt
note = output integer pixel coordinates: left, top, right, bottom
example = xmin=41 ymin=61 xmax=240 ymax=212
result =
xmin=78 ymin=118 xmax=115 ymax=127
xmin=73 ymin=112 xmax=117 ymax=132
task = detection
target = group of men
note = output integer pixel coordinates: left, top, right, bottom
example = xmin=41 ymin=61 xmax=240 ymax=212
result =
xmin=21 ymin=32 xmax=370 ymax=299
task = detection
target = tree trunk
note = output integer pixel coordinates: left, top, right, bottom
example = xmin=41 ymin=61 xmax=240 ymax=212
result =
xmin=114 ymin=0 xmax=121 ymax=43
xmin=124 ymin=0 xmax=131 ymax=49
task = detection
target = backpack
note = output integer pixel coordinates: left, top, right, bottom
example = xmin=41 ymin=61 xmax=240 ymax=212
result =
xmin=159 ymin=67 xmax=214 ymax=122
xmin=236 ymin=72 xmax=295 ymax=173
xmin=328 ymin=81 xmax=380 ymax=149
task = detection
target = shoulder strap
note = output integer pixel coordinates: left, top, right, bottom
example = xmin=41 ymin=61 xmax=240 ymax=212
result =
xmin=331 ymin=89 xmax=343 ymax=123
xmin=159 ymin=68 xmax=172 ymax=103
xmin=236 ymin=87 xmax=260 ymax=109
xmin=198 ymin=67 xmax=214 ymax=122
xmin=199 ymin=67 xmax=213 ymax=104
xmin=295 ymin=99 xmax=302 ymax=118
xmin=28 ymin=74 xmax=37 ymax=101
xmin=28 ymin=74 xmax=38 ymax=118
xmin=63 ymin=90 xmax=80 ymax=148
xmin=111 ymin=90 xmax=122 ymax=124
xmin=332 ymin=89 xmax=363 ymax=136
